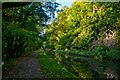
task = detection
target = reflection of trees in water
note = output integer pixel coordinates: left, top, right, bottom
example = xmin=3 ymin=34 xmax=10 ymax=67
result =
xmin=104 ymin=67 xmax=117 ymax=79
xmin=77 ymin=57 xmax=120 ymax=79
xmin=103 ymin=61 xmax=120 ymax=79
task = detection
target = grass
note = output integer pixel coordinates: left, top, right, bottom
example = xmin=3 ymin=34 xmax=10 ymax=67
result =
xmin=38 ymin=52 xmax=77 ymax=78
xmin=3 ymin=58 xmax=17 ymax=67
xmin=38 ymin=47 xmax=120 ymax=79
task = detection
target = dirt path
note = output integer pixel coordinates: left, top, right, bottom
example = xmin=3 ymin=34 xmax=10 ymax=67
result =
xmin=2 ymin=51 xmax=44 ymax=79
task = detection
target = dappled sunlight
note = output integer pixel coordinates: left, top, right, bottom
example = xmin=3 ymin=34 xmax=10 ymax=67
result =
xmin=2 ymin=1 xmax=120 ymax=79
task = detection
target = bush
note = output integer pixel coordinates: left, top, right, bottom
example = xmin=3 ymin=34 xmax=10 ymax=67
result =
xmin=89 ymin=47 xmax=106 ymax=60
xmin=89 ymin=46 xmax=120 ymax=61
xmin=106 ymin=49 xmax=120 ymax=60
xmin=67 ymin=49 xmax=79 ymax=55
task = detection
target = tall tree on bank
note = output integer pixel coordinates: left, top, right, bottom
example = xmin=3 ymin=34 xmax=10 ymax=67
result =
xmin=46 ymin=2 xmax=120 ymax=50
xmin=2 ymin=2 xmax=60 ymax=60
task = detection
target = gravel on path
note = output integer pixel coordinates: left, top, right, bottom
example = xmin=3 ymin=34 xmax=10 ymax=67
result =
xmin=2 ymin=51 xmax=44 ymax=79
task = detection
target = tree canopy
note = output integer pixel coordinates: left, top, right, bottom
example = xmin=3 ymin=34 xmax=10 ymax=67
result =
xmin=46 ymin=2 xmax=120 ymax=50
xmin=2 ymin=2 xmax=60 ymax=60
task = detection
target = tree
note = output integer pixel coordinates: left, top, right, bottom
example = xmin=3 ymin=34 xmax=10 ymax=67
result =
xmin=2 ymin=2 xmax=60 ymax=60
xmin=46 ymin=2 xmax=120 ymax=50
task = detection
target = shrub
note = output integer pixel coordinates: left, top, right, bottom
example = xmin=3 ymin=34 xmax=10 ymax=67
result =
xmin=89 ymin=47 xmax=106 ymax=60
xmin=106 ymin=49 xmax=120 ymax=60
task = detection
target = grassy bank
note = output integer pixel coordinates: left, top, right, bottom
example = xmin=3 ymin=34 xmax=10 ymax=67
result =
xmin=38 ymin=47 xmax=120 ymax=79
xmin=38 ymin=52 xmax=77 ymax=78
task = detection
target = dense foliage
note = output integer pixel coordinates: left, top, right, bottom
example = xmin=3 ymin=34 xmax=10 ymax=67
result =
xmin=45 ymin=2 xmax=120 ymax=60
xmin=2 ymin=2 xmax=60 ymax=61
xmin=2 ymin=1 xmax=120 ymax=79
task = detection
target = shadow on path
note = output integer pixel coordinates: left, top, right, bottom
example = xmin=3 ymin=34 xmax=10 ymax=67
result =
xmin=2 ymin=51 xmax=44 ymax=79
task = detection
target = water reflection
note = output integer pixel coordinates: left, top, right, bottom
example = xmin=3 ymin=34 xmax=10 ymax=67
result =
xmin=64 ymin=56 xmax=120 ymax=79
xmin=102 ymin=61 xmax=120 ymax=79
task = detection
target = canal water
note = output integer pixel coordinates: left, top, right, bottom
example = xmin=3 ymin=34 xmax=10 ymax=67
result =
xmin=64 ymin=56 xmax=120 ymax=79
xmin=83 ymin=57 xmax=120 ymax=79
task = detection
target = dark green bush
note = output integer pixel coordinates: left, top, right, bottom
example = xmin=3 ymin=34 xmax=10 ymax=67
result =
xmin=106 ymin=49 xmax=120 ymax=60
